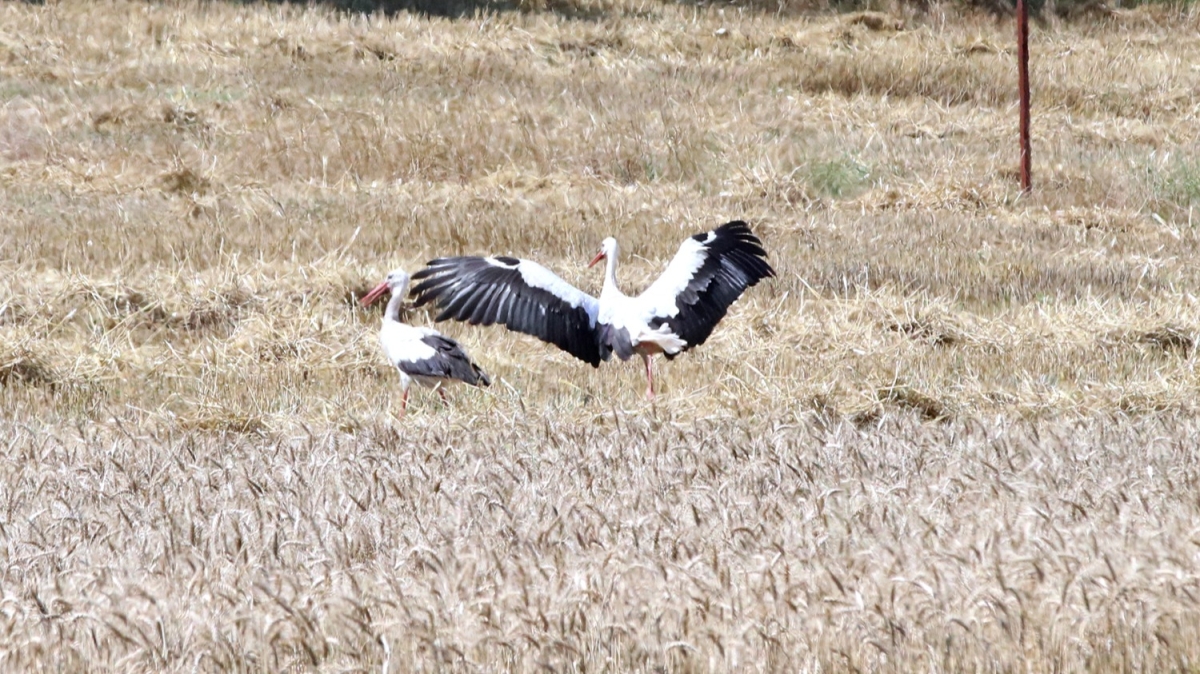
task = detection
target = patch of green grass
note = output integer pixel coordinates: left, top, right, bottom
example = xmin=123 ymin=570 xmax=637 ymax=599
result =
xmin=1146 ymin=153 xmax=1200 ymax=217
xmin=0 ymin=82 xmax=33 ymax=102
xmin=806 ymin=156 xmax=871 ymax=199
xmin=163 ymin=86 xmax=247 ymax=105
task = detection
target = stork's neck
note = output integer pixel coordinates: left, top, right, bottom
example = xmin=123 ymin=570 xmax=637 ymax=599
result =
xmin=599 ymin=249 xmax=624 ymax=299
xmin=384 ymin=288 xmax=405 ymax=323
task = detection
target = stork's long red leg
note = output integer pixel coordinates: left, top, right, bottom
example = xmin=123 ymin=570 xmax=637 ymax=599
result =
xmin=400 ymin=388 xmax=409 ymax=417
xmin=643 ymin=353 xmax=655 ymax=400
xmin=438 ymin=387 xmax=449 ymax=406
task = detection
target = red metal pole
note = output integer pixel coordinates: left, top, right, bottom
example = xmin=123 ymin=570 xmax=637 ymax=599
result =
xmin=1016 ymin=0 xmax=1032 ymax=193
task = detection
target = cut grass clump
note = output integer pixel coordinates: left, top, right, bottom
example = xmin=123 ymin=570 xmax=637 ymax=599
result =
xmin=181 ymin=304 xmax=239 ymax=335
xmin=0 ymin=351 xmax=56 ymax=389
xmin=1102 ymin=324 xmax=1196 ymax=357
xmin=178 ymin=288 xmax=255 ymax=336
xmin=177 ymin=409 xmax=267 ymax=434
xmin=72 ymin=283 xmax=170 ymax=334
xmin=879 ymin=384 xmax=950 ymax=421
xmin=159 ymin=167 xmax=212 ymax=196
xmin=1134 ymin=325 xmax=1193 ymax=356
xmin=887 ymin=319 xmax=961 ymax=347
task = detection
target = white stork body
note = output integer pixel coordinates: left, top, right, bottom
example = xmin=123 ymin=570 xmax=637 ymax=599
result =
xmin=361 ymin=269 xmax=490 ymax=415
xmin=411 ymin=221 xmax=774 ymax=399
xmin=592 ymin=242 xmax=691 ymax=395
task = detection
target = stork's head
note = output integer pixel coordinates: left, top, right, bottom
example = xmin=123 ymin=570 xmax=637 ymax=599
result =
xmin=588 ymin=237 xmax=619 ymax=268
xmin=360 ymin=268 xmax=411 ymax=307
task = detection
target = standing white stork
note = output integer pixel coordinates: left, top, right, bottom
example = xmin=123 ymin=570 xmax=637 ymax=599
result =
xmin=360 ymin=268 xmax=491 ymax=415
xmin=410 ymin=220 xmax=775 ymax=399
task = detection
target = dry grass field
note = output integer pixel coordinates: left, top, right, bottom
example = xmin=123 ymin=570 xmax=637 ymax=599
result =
xmin=3 ymin=0 xmax=1200 ymax=670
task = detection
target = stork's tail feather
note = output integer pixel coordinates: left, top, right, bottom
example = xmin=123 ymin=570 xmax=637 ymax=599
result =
xmin=636 ymin=325 xmax=687 ymax=356
xmin=663 ymin=336 xmax=687 ymax=354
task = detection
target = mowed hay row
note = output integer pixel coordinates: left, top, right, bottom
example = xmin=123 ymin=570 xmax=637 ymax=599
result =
xmin=3 ymin=416 xmax=1200 ymax=671
xmin=8 ymin=258 xmax=1200 ymax=425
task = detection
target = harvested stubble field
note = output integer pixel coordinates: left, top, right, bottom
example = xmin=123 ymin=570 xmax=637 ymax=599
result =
xmin=3 ymin=0 xmax=1200 ymax=671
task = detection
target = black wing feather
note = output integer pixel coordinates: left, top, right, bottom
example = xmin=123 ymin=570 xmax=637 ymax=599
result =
xmin=411 ymin=257 xmax=604 ymax=367
xmin=398 ymin=334 xmax=491 ymax=387
xmin=648 ymin=220 xmax=775 ymax=357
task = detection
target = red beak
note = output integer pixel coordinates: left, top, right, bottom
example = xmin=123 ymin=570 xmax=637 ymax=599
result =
xmin=588 ymin=251 xmax=605 ymax=268
xmin=360 ymin=280 xmax=391 ymax=307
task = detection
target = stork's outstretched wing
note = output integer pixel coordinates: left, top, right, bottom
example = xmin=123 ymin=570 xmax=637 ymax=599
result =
xmin=638 ymin=221 xmax=775 ymax=355
xmin=411 ymin=256 xmax=605 ymax=367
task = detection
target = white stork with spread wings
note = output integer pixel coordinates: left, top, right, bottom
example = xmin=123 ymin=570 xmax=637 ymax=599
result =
xmin=360 ymin=268 xmax=491 ymax=415
xmin=409 ymin=220 xmax=775 ymax=399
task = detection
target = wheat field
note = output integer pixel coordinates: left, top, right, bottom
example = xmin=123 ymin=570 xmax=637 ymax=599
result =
xmin=3 ymin=0 xmax=1200 ymax=671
